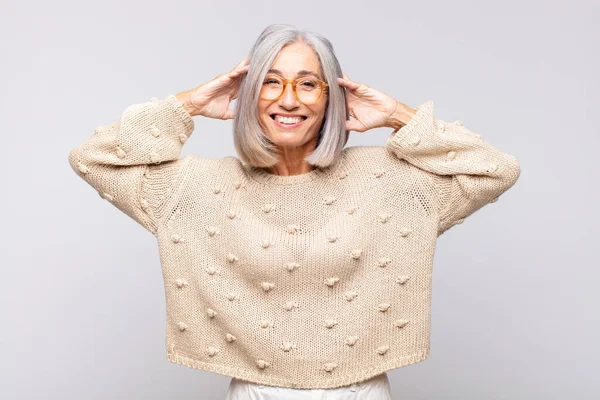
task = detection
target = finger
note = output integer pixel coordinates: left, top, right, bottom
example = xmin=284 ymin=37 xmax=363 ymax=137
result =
xmin=235 ymin=56 xmax=250 ymax=69
xmin=337 ymin=76 xmax=360 ymax=90
xmin=347 ymin=107 xmax=356 ymax=119
xmin=341 ymin=73 xmax=362 ymax=88
xmin=229 ymin=59 xmax=250 ymax=76
xmin=231 ymin=64 xmax=250 ymax=74
xmin=223 ymin=108 xmax=235 ymax=120
xmin=228 ymin=64 xmax=250 ymax=78
xmin=346 ymin=119 xmax=365 ymax=132
xmin=231 ymin=87 xmax=239 ymax=100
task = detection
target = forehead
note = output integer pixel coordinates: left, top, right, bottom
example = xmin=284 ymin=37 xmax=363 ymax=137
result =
xmin=269 ymin=42 xmax=321 ymax=78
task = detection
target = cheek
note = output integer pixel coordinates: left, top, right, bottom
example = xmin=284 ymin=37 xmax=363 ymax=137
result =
xmin=317 ymin=99 xmax=328 ymax=117
xmin=258 ymin=102 xmax=269 ymax=117
xmin=308 ymin=102 xmax=327 ymax=119
xmin=258 ymin=108 xmax=271 ymax=128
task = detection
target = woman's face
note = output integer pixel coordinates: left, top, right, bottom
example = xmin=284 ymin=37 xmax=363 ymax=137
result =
xmin=258 ymin=41 xmax=328 ymax=149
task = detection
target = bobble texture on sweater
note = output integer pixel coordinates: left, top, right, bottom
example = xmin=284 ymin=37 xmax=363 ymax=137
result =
xmin=68 ymin=94 xmax=520 ymax=389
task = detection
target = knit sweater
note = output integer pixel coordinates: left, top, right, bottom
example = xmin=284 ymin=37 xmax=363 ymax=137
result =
xmin=68 ymin=94 xmax=520 ymax=389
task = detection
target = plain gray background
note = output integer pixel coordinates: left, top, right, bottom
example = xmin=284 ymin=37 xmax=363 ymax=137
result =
xmin=1 ymin=0 xmax=598 ymax=399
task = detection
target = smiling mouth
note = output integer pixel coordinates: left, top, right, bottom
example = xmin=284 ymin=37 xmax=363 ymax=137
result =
xmin=270 ymin=114 xmax=308 ymax=121
xmin=270 ymin=114 xmax=308 ymax=127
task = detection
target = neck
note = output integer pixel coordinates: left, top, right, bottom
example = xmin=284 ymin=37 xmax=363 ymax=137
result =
xmin=267 ymin=137 xmax=318 ymax=176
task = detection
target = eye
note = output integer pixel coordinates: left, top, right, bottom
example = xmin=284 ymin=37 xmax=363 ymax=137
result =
xmin=300 ymin=80 xmax=317 ymax=88
xmin=263 ymin=76 xmax=282 ymax=85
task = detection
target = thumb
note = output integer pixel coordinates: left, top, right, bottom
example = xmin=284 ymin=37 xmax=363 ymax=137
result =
xmin=223 ymin=109 xmax=235 ymax=120
xmin=345 ymin=119 xmax=365 ymax=132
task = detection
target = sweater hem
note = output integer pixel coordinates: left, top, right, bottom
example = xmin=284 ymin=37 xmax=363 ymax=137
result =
xmin=165 ymin=347 xmax=429 ymax=389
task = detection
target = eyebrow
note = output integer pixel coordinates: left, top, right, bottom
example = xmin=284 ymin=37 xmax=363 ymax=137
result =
xmin=267 ymin=69 xmax=323 ymax=80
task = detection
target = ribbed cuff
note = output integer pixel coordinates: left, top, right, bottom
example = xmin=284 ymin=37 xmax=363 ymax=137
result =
xmin=386 ymin=100 xmax=435 ymax=149
xmin=165 ymin=94 xmax=195 ymax=137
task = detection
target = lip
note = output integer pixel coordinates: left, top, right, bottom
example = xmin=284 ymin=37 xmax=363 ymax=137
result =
xmin=271 ymin=113 xmax=306 ymax=118
xmin=270 ymin=115 xmax=307 ymax=129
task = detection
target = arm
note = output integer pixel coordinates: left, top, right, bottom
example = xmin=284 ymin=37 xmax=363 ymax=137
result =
xmin=385 ymin=100 xmax=521 ymax=236
xmin=67 ymin=94 xmax=194 ymax=236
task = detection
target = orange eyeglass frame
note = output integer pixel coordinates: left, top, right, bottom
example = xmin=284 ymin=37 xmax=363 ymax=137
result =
xmin=260 ymin=74 xmax=329 ymax=104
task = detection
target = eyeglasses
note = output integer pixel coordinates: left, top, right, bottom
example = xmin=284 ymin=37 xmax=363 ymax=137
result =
xmin=260 ymin=74 xmax=329 ymax=104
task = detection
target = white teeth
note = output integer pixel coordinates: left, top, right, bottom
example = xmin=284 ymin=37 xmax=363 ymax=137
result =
xmin=274 ymin=115 xmax=304 ymax=124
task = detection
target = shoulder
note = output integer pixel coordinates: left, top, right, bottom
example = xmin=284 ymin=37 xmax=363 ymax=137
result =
xmin=341 ymin=145 xmax=438 ymax=190
xmin=340 ymin=145 xmax=405 ymax=173
xmin=342 ymin=145 xmax=384 ymax=158
xmin=186 ymin=154 xmax=244 ymax=170
xmin=183 ymin=154 xmax=249 ymax=185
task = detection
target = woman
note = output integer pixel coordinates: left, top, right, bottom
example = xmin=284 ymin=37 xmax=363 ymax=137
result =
xmin=68 ymin=24 xmax=520 ymax=399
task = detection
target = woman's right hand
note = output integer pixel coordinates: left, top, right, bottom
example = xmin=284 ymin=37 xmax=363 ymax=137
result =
xmin=176 ymin=57 xmax=250 ymax=119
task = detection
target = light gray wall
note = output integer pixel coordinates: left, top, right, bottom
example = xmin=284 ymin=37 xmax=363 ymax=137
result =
xmin=1 ymin=0 xmax=598 ymax=399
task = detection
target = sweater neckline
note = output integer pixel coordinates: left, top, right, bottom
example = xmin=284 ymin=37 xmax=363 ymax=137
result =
xmin=245 ymin=164 xmax=333 ymax=185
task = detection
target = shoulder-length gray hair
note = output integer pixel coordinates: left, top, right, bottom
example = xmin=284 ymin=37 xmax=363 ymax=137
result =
xmin=233 ymin=24 xmax=349 ymax=169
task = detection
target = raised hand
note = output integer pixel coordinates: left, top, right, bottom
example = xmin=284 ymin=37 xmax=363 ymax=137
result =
xmin=337 ymin=73 xmax=405 ymax=132
xmin=179 ymin=57 xmax=250 ymax=119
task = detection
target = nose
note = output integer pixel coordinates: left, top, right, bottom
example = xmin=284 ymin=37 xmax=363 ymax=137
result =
xmin=278 ymin=82 xmax=301 ymax=109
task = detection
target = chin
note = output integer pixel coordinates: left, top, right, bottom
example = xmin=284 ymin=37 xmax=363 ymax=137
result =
xmin=267 ymin=132 xmax=308 ymax=147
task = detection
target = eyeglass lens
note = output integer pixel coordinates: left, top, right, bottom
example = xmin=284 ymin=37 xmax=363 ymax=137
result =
xmin=261 ymin=75 xmax=323 ymax=103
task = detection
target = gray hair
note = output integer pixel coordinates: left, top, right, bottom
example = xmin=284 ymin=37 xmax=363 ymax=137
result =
xmin=233 ymin=24 xmax=349 ymax=168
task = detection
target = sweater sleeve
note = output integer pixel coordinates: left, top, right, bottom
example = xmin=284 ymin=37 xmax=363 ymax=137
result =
xmin=385 ymin=100 xmax=521 ymax=237
xmin=68 ymin=94 xmax=194 ymax=236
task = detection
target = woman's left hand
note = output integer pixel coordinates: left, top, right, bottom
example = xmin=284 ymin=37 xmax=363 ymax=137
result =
xmin=337 ymin=73 xmax=411 ymax=132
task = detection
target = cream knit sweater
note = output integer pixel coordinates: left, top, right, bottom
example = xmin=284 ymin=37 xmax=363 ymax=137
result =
xmin=68 ymin=94 xmax=520 ymax=389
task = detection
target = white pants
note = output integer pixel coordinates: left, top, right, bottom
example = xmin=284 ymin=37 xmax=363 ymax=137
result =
xmin=224 ymin=372 xmax=392 ymax=400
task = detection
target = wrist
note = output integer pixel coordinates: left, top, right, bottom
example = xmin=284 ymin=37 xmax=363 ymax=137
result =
xmin=176 ymin=91 xmax=200 ymax=117
xmin=387 ymin=101 xmax=416 ymax=131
